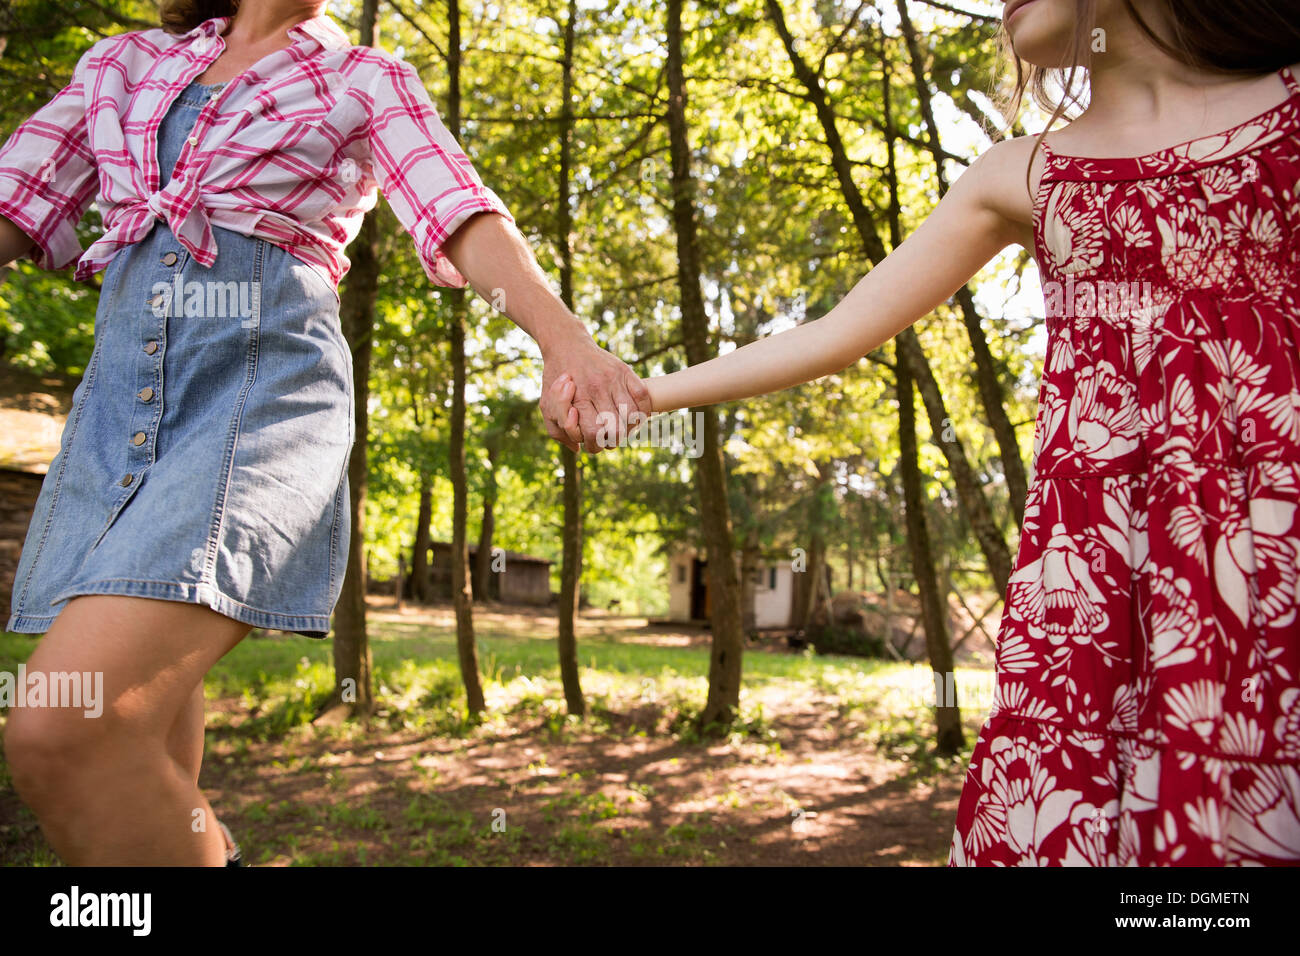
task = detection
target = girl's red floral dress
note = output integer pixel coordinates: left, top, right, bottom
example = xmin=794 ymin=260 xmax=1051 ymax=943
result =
xmin=949 ymin=67 xmax=1300 ymax=865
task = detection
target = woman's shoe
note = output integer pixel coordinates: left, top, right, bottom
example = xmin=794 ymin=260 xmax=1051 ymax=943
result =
xmin=218 ymin=821 xmax=244 ymax=867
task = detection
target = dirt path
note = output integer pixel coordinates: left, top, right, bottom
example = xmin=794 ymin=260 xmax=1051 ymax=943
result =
xmin=195 ymin=599 xmax=971 ymax=866
xmin=1 ymin=598 xmax=976 ymax=865
xmin=196 ymin=694 xmax=966 ymax=866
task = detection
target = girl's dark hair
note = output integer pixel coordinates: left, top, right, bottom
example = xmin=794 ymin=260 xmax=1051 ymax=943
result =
xmin=999 ymin=0 xmax=1300 ymax=162
xmin=159 ymin=0 xmax=241 ymax=35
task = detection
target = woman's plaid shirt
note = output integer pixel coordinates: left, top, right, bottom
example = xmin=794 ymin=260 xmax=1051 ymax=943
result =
xmin=0 ymin=13 xmax=512 ymax=289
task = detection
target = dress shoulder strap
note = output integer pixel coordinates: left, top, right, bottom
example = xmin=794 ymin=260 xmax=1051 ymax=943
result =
xmin=1281 ymin=65 xmax=1300 ymax=97
xmin=1034 ymin=133 xmax=1058 ymax=189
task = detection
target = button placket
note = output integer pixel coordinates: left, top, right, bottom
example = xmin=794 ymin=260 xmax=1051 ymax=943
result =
xmin=126 ymin=242 xmax=172 ymax=491
xmin=179 ymin=99 xmax=215 ymax=171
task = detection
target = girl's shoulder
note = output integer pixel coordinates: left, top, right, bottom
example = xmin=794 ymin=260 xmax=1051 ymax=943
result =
xmin=955 ymin=63 xmax=1300 ymax=251
xmin=959 ymin=135 xmax=1044 ymax=247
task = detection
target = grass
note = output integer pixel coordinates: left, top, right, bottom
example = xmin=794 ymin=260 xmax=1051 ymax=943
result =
xmin=0 ymin=610 xmax=988 ymax=866
xmin=179 ymin=621 xmax=902 ymax=746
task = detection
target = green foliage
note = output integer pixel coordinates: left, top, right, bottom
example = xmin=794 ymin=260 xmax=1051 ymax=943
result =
xmin=5 ymin=0 xmax=1038 ymax=640
xmin=0 ymin=1 xmax=157 ymax=127
xmin=0 ymin=260 xmax=99 ymax=374
xmin=810 ymin=621 xmax=888 ymax=659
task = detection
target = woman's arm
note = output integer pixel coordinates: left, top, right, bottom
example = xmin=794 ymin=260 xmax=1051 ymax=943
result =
xmin=0 ymin=39 xmax=101 ymax=273
xmin=442 ymin=211 xmax=651 ymax=453
xmin=640 ymin=139 xmax=1032 ymax=413
xmin=364 ymin=55 xmax=649 ymax=453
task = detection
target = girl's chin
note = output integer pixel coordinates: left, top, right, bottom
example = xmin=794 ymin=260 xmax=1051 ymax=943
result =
xmin=1010 ymin=33 xmax=1082 ymax=70
xmin=1006 ymin=2 xmax=1079 ymax=66
xmin=1017 ymin=50 xmax=1084 ymax=70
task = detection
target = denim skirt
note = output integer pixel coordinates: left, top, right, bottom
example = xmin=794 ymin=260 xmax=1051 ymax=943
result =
xmin=6 ymin=81 xmax=354 ymax=638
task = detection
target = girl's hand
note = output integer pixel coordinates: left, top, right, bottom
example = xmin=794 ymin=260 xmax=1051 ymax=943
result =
xmin=539 ymin=338 xmax=651 ymax=454
xmin=542 ymin=374 xmax=581 ymax=452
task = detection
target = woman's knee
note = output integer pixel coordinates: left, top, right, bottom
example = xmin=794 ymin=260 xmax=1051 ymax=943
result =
xmin=4 ymin=702 xmax=116 ymax=803
xmin=8 ymin=596 xmax=249 ymax=805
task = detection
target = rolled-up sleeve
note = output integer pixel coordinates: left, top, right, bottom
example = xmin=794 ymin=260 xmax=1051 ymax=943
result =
xmin=0 ymin=40 xmax=100 ymax=271
xmin=365 ymin=55 xmax=513 ymax=288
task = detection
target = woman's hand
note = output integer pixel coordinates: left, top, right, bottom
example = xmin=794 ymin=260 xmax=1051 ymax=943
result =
xmin=441 ymin=212 xmax=651 ymax=454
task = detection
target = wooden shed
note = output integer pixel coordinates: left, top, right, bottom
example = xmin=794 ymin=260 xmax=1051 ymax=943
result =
xmin=425 ymin=541 xmax=554 ymax=606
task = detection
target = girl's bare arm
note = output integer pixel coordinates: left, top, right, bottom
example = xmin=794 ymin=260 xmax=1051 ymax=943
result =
xmin=640 ymin=136 xmax=1037 ymax=413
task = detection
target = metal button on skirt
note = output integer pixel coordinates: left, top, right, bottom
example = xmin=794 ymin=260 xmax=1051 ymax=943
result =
xmin=5 ymin=219 xmax=354 ymax=638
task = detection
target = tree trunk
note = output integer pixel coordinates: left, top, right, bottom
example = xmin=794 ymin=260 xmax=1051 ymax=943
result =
xmin=894 ymin=331 xmax=1011 ymax=596
xmin=446 ymin=0 xmax=485 ymax=716
xmin=940 ymin=551 xmax=956 ymax=648
xmin=556 ymin=0 xmax=585 ymax=716
xmin=328 ymin=0 xmax=382 ymax=720
xmin=410 ymin=468 xmax=432 ymax=603
xmin=740 ymin=532 xmax=758 ymax=634
xmin=473 ymin=440 xmax=499 ymax=602
xmin=819 ymin=561 xmax=834 ymax=624
xmin=880 ymin=553 xmax=898 ymax=656
xmin=795 ymin=532 xmax=827 ymax=637
xmin=896 ymin=357 xmax=964 ymax=755
xmin=558 ymin=448 xmax=585 ymax=714
xmin=881 ymin=31 xmax=962 ymax=754
xmin=396 ymin=552 xmax=405 ymax=612
xmin=667 ymin=0 xmax=744 ymax=731
xmin=792 ymin=465 xmax=833 ymax=637
xmin=895 ymin=0 xmax=1028 ymax=529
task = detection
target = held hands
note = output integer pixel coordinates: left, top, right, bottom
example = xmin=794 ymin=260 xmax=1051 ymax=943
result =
xmin=539 ymin=335 xmax=653 ymax=454
xmin=437 ymin=213 xmax=654 ymax=451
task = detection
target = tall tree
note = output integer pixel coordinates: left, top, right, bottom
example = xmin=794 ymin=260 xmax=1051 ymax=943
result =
xmin=882 ymin=31 xmax=963 ymax=754
xmin=329 ymin=0 xmax=383 ymax=719
xmin=472 ymin=434 xmax=500 ymax=601
xmin=445 ymin=0 xmax=486 ymax=716
xmin=472 ymin=395 xmax=533 ymax=600
xmin=895 ymin=354 xmax=963 ymax=753
xmin=666 ymin=0 xmax=746 ymax=730
xmin=555 ymin=0 xmax=586 ymax=716
xmin=791 ymin=462 xmax=833 ymax=637
xmin=410 ymin=467 xmax=434 ymax=602
xmin=764 ymin=0 xmax=1011 ymax=597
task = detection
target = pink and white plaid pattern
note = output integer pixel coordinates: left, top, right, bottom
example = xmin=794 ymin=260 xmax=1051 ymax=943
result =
xmin=0 ymin=13 xmax=512 ymax=288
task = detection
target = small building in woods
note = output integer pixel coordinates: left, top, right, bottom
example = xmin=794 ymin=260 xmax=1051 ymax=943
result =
xmin=1 ymin=367 xmax=78 ymax=625
xmin=666 ymin=543 xmax=827 ymax=630
xmin=420 ymin=541 xmax=553 ymax=606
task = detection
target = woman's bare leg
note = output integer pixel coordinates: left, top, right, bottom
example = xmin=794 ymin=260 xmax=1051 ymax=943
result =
xmin=166 ymin=682 xmax=242 ymax=859
xmin=3 ymin=595 xmax=251 ymax=865
xmin=167 ymin=682 xmax=206 ymax=786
